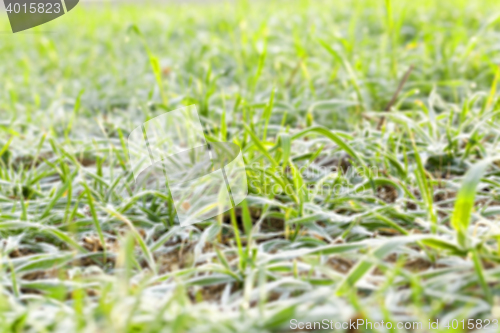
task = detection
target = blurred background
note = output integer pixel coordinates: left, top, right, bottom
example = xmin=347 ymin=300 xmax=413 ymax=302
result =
xmin=2 ymin=0 xmax=500 ymax=332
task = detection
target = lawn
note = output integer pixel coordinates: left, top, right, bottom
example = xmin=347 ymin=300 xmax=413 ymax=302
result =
xmin=1 ymin=0 xmax=500 ymax=331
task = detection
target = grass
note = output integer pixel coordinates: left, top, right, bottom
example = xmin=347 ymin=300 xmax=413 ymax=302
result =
xmin=2 ymin=0 xmax=500 ymax=331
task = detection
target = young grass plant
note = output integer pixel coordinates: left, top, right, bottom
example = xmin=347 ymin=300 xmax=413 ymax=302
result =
xmin=1 ymin=0 xmax=500 ymax=331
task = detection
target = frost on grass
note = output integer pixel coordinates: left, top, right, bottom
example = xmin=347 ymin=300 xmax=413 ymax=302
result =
xmin=1 ymin=0 xmax=500 ymax=331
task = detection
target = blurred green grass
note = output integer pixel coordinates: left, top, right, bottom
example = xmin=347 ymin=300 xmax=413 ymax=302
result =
xmin=2 ymin=0 xmax=500 ymax=331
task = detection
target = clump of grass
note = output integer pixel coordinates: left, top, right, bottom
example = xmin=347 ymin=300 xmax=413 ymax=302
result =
xmin=2 ymin=0 xmax=500 ymax=331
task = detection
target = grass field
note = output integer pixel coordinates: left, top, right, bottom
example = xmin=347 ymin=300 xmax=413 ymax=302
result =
xmin=2 ymin=0 xmax=500 ymax=331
